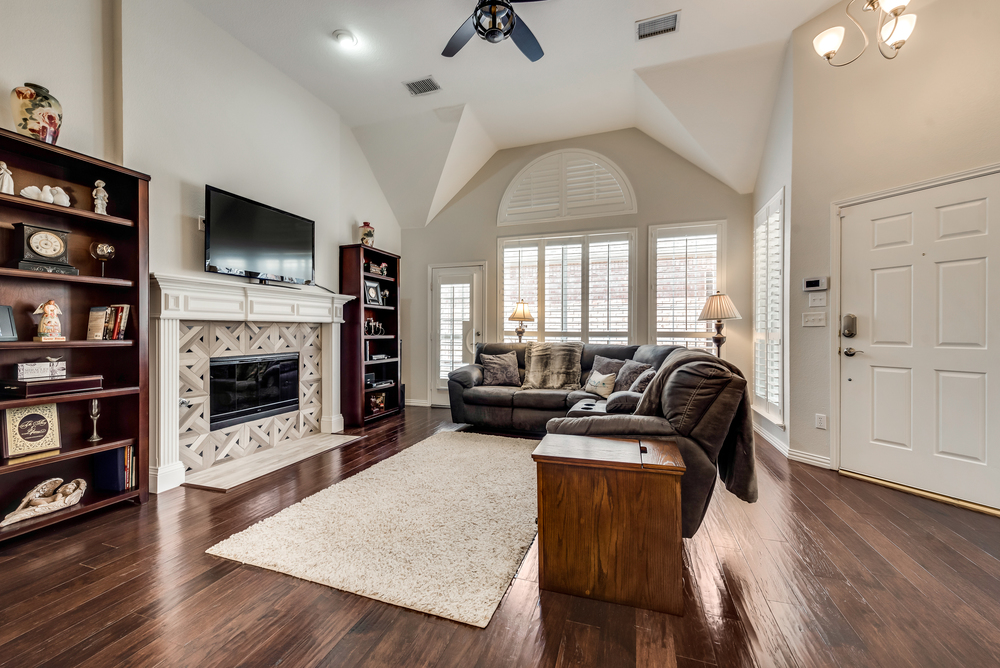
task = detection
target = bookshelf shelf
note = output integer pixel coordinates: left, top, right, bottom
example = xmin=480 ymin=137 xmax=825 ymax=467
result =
xmin=0 ymin=192 xmax=135 ymax=227
xmin=0 ymin=490 xmax=140 ymax=541
xmin=0 ymin=438 xmax=136 ymax=476
xmin=0 ymin=386 xmax=140 ymax=411
xmin=0 ymin=267 xmax=133 ymax=287
xmin=0 ymin=340 xmax=133 ymax=350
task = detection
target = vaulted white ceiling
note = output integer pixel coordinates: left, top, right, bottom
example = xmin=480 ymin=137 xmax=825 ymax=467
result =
xmin=188 ymin=0 xmax=839 ymax=227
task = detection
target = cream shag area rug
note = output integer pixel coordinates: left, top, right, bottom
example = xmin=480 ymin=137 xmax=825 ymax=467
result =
xmin=207 ymin=431 xmax=539 ymax=628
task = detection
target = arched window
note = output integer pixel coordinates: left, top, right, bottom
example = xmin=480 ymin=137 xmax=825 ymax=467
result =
xmin=497 ymin=149 xmax=637 ymax=226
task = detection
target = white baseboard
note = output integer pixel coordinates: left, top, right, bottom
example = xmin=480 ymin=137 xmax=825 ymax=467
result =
xmin=149 ymin=461 xmax=186 ymax=494
xmin=321 ymin=414 xmax=345 ymax=433
xmin=405 ymin=400 xmax=431 ymax=407
xmin=753 ymin=424 xmax=834 ymax=470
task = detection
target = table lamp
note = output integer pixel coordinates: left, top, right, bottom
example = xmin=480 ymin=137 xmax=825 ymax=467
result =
xmin=508 ymin=300 xmax=534 ymax=343
xmin=698 ymin=291 xmax=741 ymax=356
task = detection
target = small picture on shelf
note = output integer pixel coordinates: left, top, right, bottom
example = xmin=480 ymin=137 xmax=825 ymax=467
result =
xmin=0 ymin=305 xmax=17 ymax=342
xmin=369 ymin=392 xmax=386 ymax=415
xmin=2 ymin=403 xmax=60 ymax=459
xmin=364 ymin=280 xmax=384 ymax=306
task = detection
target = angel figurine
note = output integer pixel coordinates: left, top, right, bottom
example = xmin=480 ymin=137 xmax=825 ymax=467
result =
xmin=34 ymin=300 xmax=65 ymax=341
xmin=0 ymin=478 xmax=87 ymax=527
xmin=0 ymin=162 xmax=13 ymax=195
xmin=93 ymin=180 xmax=109 ymax=215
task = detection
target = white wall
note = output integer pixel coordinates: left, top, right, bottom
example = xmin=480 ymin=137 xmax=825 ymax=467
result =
xmin=751 ymin=42 xmax=793 ymax=450
xmin=788 ymin=0 xmax=1000 ymax=461
xmin=0 ymin=0 xmax=120 ymax=161
xmin=121 ymin=0 xmax=399 ymax=289
xmin=400 ymin=128 xmax=753 ymax=405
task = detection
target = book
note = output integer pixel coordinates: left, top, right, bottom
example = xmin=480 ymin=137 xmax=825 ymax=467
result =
xmin=87 ymin=307 xmax=111 ymax=340
xmin=111 ymin=305 xmax=130 ymax=340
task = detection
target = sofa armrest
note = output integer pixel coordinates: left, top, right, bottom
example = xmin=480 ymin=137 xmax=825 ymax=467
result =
xmin=546 ymin=414 xmax=678 ymax=437
xmin=448 ymin=364 xmax=484 ymax=389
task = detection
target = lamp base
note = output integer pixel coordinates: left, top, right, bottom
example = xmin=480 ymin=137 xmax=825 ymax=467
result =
xmin=712 ymin=320 xmax=726 ymax=357
xmin=515 ymin=322 xmax=525 ymax=343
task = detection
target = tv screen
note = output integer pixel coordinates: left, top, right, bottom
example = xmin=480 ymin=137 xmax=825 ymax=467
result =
xmin=204 ymin=186 xmax=315 ymax=285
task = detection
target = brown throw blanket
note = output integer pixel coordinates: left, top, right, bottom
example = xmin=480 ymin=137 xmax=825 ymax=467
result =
xmin=636 ymin=349 xmax=758 ymax=504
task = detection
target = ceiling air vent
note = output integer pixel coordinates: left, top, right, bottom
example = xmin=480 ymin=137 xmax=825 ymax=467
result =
xmin=403 ymin=76 xmax=441 ymax=97
xmin=636 ymin=11 xmax=680 ymax=41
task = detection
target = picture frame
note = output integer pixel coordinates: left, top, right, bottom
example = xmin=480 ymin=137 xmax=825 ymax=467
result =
xmin=2 ymin=403 xmax=61 ymax=459
xmin=363 ymin=280 xmax=384 ymax=306
xmin=0 ymin=305 xmax=17 ymax=342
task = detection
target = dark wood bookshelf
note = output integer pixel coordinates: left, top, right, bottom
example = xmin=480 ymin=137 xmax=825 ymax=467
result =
xmin=0 ymin=126 xmax=149 ymax=542
xmin=341 ymin=244 xmax=401 ymax=427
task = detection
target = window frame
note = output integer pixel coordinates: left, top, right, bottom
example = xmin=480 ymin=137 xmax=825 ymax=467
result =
xmin=647 ymin=220 xmax=728 ymax=354
xmin=496 ymin=228 xmax=637 ymax=344
xmin=752 ymin=189 xmax=785 ymax=426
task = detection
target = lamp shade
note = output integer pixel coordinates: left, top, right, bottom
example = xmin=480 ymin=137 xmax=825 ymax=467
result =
xmin=698 ymin=292 xmax=741 ymax=321
xmin=813 ymin=26 xmax=846 ymax=58
xmin=879 ymin=0 xmax=909 ymax=16
xmin=881 ymin=13 xmax=916 ymax=46
xmin=508 ymin=300 xmax=534 ymax=322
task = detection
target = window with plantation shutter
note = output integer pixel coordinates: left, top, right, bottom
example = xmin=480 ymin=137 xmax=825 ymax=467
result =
xmin=649 ymin=222 xmax=725 ymax=353
xmin=500 ymin=230 xmax=634 ymax=343
xmin=438 ymin=282 xmax=471 ymax=380
xmin=753 ymin=190 xmax=784 ymax=424
xmin=498 ymin=150 xmax=637 ymax=226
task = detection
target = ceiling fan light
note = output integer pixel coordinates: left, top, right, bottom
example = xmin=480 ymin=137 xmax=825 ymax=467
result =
xmin=879 ymin=0 xmax=910 ymax=17
xmin=813 ymin=26 xmax=846 ymax=60
xmin=881 ymin=14 xmax=916 ymax=48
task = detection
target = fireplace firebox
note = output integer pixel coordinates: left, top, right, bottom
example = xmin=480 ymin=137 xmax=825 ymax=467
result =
xmin=209 ymin=353 xmax=299 ymax=430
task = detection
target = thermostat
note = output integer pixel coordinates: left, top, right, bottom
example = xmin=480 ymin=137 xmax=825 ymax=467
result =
xmin=803 ymin=277 xmax=828 ymax=292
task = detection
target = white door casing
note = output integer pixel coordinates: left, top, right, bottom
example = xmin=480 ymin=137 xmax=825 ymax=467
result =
xmin=840 ymin=172 xmax=1000 ymax=509
xmin=429 ymin=264 xmax=484 ymax=407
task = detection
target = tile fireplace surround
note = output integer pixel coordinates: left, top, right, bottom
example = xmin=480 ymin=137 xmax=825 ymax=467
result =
xmin=150 ymin=273 xmax=354 ymax=494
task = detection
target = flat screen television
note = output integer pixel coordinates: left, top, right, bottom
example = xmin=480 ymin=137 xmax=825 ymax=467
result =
xmin=204 ymin=185 xmax=315 ymax=286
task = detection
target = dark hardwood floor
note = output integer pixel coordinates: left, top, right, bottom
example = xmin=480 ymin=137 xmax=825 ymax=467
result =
xmin=2 ymin=407 xmax=1000 ymax=667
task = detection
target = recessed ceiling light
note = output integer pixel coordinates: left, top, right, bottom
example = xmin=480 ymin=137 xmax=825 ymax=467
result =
xmin=333 ymin=29 xmax=358 ymax=48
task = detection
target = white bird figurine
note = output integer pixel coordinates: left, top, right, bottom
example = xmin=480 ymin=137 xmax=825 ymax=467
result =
xmin=50 ymin=187 xmax=70 ymax=207
xmin=20 ymin=185 xmax=55 ymax=203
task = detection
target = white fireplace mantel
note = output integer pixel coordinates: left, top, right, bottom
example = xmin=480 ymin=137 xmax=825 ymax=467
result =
xmin=149 ymin=272 xmax=355 ymax=494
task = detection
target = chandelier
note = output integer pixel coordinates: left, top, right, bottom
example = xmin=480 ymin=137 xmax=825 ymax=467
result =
xmin=813 ymin=0 xmax=917 ymax=67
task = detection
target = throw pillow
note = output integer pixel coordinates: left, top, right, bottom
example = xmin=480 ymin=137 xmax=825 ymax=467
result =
xmin=592 ymin=355 xmax=627 ymax=377
xmin=522 ymin=342 xmax=585 ymax=390
xmin=481 ymin=351 xmax=520 ymax=386
xmin=606 ymin=390 xmax=642 ymax=414
xmin=629 ymin=368 xmax=656 ymax=394
xmin=614 ymin=359 xmax=652 ymax=392
xmin=584 ymin=370 xmax=616 ymax=398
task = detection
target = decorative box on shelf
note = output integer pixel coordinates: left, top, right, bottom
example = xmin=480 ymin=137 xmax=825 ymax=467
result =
xmin=0 ymin=374 xmax=103 ymax=399
xmin=17 ymin=361 xmax=67 ymax=380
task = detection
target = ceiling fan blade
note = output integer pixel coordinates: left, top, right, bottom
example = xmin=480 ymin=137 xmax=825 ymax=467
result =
xmin=442 ymin=15 xmax=477 ymax=57
xmin=510 ymin=16 xmax=544 ymax=62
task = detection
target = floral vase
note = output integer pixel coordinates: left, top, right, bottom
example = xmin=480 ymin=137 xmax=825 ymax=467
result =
xmin=359 ymin=221 xmax=375 ymax=247
xmin=10 ymin=83 xmax=62 ymax=145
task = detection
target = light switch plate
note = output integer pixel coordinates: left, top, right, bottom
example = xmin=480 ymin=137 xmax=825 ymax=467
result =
xmin=198 ymin=216 xmax=206 ymax=231
xmin=809 ymin=292 xmax=827 ymax=307
xmin=803 ymin=312 xmax=827 ymax=327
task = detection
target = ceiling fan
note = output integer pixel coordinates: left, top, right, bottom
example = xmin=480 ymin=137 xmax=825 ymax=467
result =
xmin=442 ymin=0 xmax=548 ymax=62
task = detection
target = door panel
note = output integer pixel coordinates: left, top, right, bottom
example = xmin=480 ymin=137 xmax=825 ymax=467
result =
xmin=430 ymin=265 xmax=483 ymax=407
xmin=841 ymin=172 xmax=1000 ymax=509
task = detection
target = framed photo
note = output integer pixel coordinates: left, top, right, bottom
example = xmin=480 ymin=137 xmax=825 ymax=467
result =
xmin=0 ymin=305 xmax=17 ymax=342
xmin=364 ymin=280 xmax=384 ymax=306
xmin=3 ymin=403 xmax=61 ymax=459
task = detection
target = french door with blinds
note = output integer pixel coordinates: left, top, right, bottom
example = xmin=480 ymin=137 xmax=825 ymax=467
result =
xmin=430 ymin=264 xmax=483 ymax=406
xmin=753 ymin=189 xmax=784 ymax=424
xmin=649 ymin=222 xmax=725 ymax=352
xmin=500 ymin=230 xmax=634 ymax=344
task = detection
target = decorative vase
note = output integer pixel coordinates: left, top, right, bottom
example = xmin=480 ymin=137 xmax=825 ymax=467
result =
xmin=10 ymin=83 xmax=62 ymax=145
xmin=359 ymin=221 xmax=375 ymax=247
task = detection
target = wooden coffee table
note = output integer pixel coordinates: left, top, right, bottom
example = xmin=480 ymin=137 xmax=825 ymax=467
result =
xmin=531 ymin=433 xmax=686 ymax=615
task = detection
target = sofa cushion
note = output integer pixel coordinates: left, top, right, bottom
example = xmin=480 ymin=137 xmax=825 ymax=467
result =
xmin=583 ymin=370 xmax=616 ymax=398
xmin=662 ymin=360 xmax=734 ymax=435
xmin=522 ymin=342 xmax=584 ymax=390
xmin=633 ymin=344 xmax=681 ymax=371
xmin=581 ymin=345 xmax=639 ymax=374
xmin=592 ymin=355 xmax=627 ymax=377
xmin=606 ymin=390 xmax=642 ymax=414
xmin=475 ymin=342 xmax=530 ymax=369
xmin=481 ymin=351 xmax=520 ymax=386
xmin=512 ymin=389 xmax=571 ymax=411
xmin=463 ymin=386 xmax=519 ymax=407
xmin=566 ymin=389 xmax=603 ymax=407
xmin=614 ymin=359 xmax=652 ymax=392
xmin=629 ymin=368 xmax=656 ymax=394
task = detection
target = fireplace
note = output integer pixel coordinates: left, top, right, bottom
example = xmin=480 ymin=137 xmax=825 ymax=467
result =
xmin=209 ymin=353 xmax=299 ymax=430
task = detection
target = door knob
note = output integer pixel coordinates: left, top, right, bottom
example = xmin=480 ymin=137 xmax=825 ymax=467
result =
xmin=843 ymin=348 xmax=864 ymax=357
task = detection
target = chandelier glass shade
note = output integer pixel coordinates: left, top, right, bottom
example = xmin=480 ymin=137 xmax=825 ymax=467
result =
xmin=813 ymin=0 xmax=917 ymax=67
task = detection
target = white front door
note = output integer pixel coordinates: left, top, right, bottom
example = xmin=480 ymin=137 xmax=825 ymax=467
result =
xmin=840 ymin=172 xmax=1000 ymax=509
xmin=430 ymin=265 xmax=483 ymax=407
